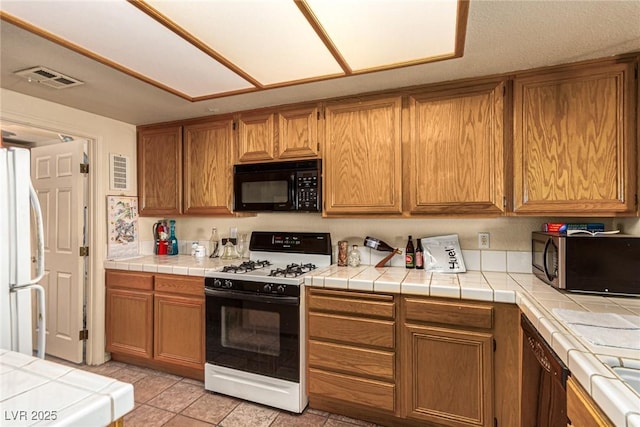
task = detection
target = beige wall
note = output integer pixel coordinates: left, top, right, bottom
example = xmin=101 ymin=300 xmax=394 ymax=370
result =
xmin=1 ymin=88 xmax=137 ymax=365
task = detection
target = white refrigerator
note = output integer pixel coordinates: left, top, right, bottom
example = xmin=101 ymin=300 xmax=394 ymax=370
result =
xmin=0 ymin=147 xmax=46 ymax=358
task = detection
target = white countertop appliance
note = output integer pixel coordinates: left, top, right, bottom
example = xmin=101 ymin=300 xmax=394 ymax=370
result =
xmin=204 ymin=231 xmax=331 ymax=413
xmin=0 ymin=147 xmax=46 ymax=358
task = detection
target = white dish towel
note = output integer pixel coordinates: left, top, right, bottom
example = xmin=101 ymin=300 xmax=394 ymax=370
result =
xmin=552 ymin=308 xmax=640 ymax=351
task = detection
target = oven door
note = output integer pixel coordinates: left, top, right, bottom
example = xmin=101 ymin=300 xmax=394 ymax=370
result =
xmin=205 ymin=288 xmax=300 ymax=382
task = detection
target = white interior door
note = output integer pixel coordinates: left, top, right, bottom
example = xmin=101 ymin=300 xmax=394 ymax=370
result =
xmin=31 ymin=141 xmax=85 ymax=363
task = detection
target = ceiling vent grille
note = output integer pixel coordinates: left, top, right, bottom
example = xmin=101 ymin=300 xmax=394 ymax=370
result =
xmin=109 ymin=153 xmax=130 ymax=192
xmin=15 ymin=66 xmax=84 ymax=89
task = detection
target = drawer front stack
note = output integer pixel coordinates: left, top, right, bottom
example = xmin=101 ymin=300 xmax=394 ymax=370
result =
xmin=307 ymin=288 xmax=397 ymax=412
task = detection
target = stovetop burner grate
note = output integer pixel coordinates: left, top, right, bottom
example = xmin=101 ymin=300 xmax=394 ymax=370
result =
xmin=220 ymin=260 xmax=272 ymax=274
xmin=269 ymin=263 xmax=317 ymax=278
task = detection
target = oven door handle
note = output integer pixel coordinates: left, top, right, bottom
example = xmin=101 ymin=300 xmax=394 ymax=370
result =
xmin=205 ymin=288 xmax=300 ymax=305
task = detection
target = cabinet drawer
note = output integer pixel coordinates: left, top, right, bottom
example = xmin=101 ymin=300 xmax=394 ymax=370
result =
xmin=155 ymin=274 xmax=204 ymax=297
xmin=308 ymin=289 xmax=395 ymax=319
xmin=308 ymin=313 xmax=394 ymax=349
xmin=404 ymin=297 xmax=493 ymax=329
xmin=309 ymin=340 xmax=394 ymax=381
xmin=106 ymin=270 xmax=153 ymax=291
xmin=309 ymin=368 xmax=395 ymax=412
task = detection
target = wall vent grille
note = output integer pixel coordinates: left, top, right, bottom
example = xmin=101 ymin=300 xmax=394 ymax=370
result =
xmin=15 ymin=66 xmax=84 ymax=89
xmin=110 ymin=153 xmax=130 ymax=192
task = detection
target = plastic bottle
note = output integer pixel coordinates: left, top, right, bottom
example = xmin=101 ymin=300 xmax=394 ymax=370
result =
xmin=405 ymin=235 xmax=415 ymax=269
xmin=415 ymin=238 xmax=424 ymax=270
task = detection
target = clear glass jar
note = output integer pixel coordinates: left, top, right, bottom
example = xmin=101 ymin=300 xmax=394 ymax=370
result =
xmin=348 ymin=244 xmax=361 ymax=267
xmin=209 ymin=227 xmax=220 ymax=258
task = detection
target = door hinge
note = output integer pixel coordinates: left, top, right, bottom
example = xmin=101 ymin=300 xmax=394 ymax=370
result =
xmin=317 ymin=111 xmax=320 ymax=120
xmin=493 ymin=339 xmax=497 ymax=352
xmin=232 ymin=122 xmax=237 ymax=131
xmin=80 ymin=163 xmax=89 ymax=174
xmin=317 ymin=142 xmax=320 ymax=151
xmin=502 ymin=85 xmax=506 ymax=96
xmin=503 ymin=196 xmax=507 ymax=209
xmin=494 ymin=417 xmax=498 ymax=427
xmin=79 ymin=246 xmax=89 ymax=257
xmin=79 ymin=329 xmax=88 ymax=341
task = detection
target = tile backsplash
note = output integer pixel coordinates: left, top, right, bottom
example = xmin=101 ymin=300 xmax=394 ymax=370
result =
xmin=137 ymin=238 xmax=532 ymax=274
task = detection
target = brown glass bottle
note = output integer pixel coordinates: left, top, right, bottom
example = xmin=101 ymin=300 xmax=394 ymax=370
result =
xmin=405 ymin=235 xmax=415 ymax=268
xmin=415 ymin=238 xmax=424 ymax=269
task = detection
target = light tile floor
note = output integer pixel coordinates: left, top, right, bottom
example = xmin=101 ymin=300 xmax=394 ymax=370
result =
xmin=46 ymin=357 xmax=381 ymax=427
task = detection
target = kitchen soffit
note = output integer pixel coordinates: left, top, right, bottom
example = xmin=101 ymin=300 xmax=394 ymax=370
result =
xmin=0 ymin=0 xmax=467 ymax=101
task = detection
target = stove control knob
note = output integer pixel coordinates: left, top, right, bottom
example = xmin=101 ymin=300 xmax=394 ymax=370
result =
xmin=223 ymin=280 xmax=233 ymax=289
xmin=263 ymin=284 xmax=273 ymax=293
xmin=213 ymin=279 xmax=222 ymax=288
xmin=277 ymin=285 xmax=286 ymax=294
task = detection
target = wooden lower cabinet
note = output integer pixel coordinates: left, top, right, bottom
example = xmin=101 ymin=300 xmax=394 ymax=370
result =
xmin=402 ymin=324 xmax=493 ymax=426
xmin=306 ymin=289 xmax=520 ymax=427
xmin=307 ymin=288 xmax=397 ymax=422
xmin=106 ymin=287 xmax=153 ymax=360
xmin=154 ymin=293 xmax=204 ymax=370
xmin=401 ymin=297 xmax=520 ymax=427
xmin=105 ymin=270 xmax=205 ymax=380
xmin=567 ymin=376 xmax=614 ymax=427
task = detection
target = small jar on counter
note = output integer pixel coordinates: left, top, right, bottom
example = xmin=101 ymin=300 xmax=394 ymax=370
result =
xmin=348 ymin=245 xmax=361 ymax=267
xmin=337 ymin=241 xmax=348 ymax=266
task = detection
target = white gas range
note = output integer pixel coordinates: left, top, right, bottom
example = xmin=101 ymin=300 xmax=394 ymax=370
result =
xmin=203 ymin=231 xmax=332 ymax=413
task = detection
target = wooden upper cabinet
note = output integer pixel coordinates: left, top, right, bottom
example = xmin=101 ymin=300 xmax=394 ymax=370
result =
xmin=513 ymin=60 xmax=637 ymax=215
xmin=277 ymin=104 xmax=320 ymax=160
xmin=324 ymin=96 xmax=403 ymax=215
xmin=137 ymin=126 xmax=182 ymax=216
xmin=237 ymin=112 xmax=276 ymax=163
xmin=183 ymin=119 xmax=235 ymax=215
xmin=237 ymin=105 xmax=320 ymax=163
xmin=408 ymin=81 xmax=506 ymax=215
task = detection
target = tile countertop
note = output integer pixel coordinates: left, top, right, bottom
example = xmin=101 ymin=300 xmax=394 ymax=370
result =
xmin=104 ymin=257 xmax=640 ymax=427
xmin=0 ymin=349 xmax=134 ymax=426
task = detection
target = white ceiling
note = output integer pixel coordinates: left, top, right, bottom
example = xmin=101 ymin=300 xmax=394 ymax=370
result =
xmin=1 ymin=1 xmax=640 ymax=126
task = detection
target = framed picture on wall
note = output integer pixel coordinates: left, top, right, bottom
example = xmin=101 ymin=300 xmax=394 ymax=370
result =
xmin=106 ymin=195 xmax=140 ymax=259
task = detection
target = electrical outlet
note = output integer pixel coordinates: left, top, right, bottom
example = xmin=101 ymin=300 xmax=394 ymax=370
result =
xmin=478 ymin=232 xmax=490 ymax=249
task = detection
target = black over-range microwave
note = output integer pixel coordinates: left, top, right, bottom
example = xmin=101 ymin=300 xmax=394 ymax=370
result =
xmin=531 ymin=231 xmax=640 ymax=296
xmin=233 ymin=159 xmax=321 ymax=212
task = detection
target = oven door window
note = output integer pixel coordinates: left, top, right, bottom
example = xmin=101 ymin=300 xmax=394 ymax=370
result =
xmin=221 ymin=306 xmax=280 ymax=356
xmin=206 ymin=293 xmax=299 ymax=382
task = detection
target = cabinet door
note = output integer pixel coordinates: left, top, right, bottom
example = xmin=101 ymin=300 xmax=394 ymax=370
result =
xmin=324 ymin=97 xmax=402 ymax=215
xmin=277 ymin=105 xmax=320 ymax=159
xmin=154 ymin=293 xmax=205 ymax=370
xmin=409 ymin=81 xmax=505 ymax=215
xmin=106 ymin=287 xmax=153 ymax=359
xmin=183 ymin=120 xmax=235 ymax=215
xmin=237 ymin=112 xmax=276 ymax=163
xmin=513 ymin=61 xmax=636 ymax=215
xmin=137 ymin=126 xmax=182 ymax=216
xmin=402 ymin=324 xmax=494 ymax=427
xmin=567 ymin=376 xmax=614 ymax=427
